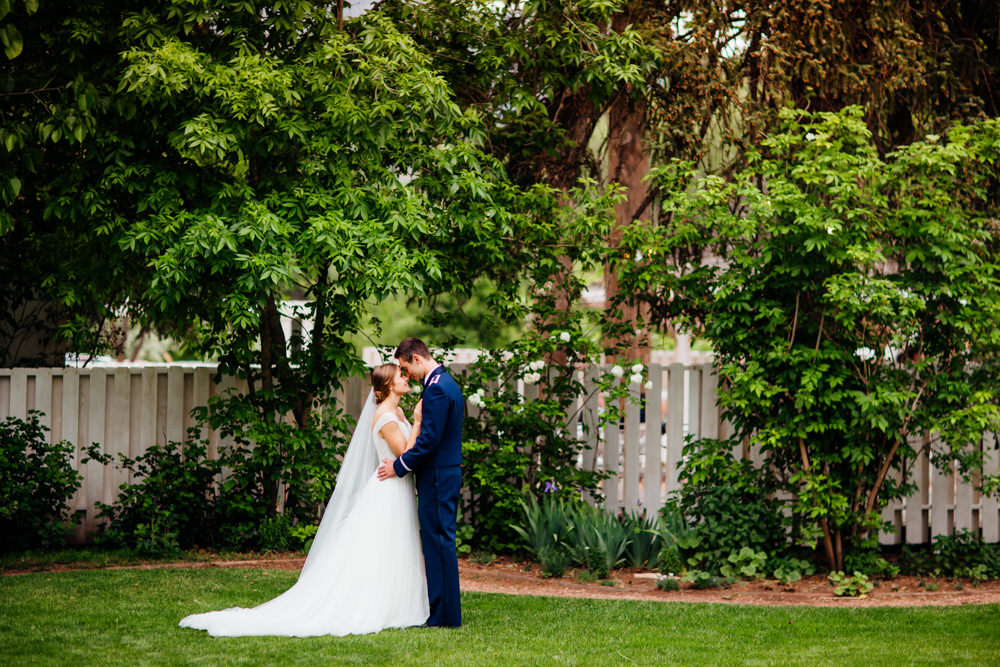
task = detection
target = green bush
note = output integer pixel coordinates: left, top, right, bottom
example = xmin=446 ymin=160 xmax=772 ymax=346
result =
xmin=844 ymin=537 xmax=899 ymax=579
xmin=513 ymin=493 xmax=654 ymax=578
xmin=670 ymin=438 xmax=788 ymax=574
xmin=259 ymin=514 xmax=294 ymax=553
xmin=290 ymin=524 xmax=318 ymax=552
xmin=0 ymin=412 xmax=83 ymax=551
xmin=85 ymin=437 xmax=232 ymax=553
xmin=616 ymin=107 xmax=1000 ymax=572
xmin=459 ymin=316 xmax=633 ymax=553
xmin=899 ymin=530 xmax=1000 ymax=579
xmin=656 ymin=576 xmax=681 ymax=592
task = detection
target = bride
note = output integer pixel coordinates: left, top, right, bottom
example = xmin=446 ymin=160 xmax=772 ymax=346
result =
xmin=179 ymin=363 xmax=429 ymax=636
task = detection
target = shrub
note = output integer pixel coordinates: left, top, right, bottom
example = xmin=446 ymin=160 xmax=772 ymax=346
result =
xmin=843 ymin=536 xmax=899 ymax=579
xmin=931 ymin=530 xmax=1000 ymax=578
xmin=0 ymin=412 xmax=83 ymax=551
xmin=84 ymin=437 xmax=231 ymax=553
xmin=670 ymin=438 xmax=788 ymax=574
xmin=656 ymin=577 xmax=680 ymax=592
xmin=259 ymin=514 xmax=294 ymax=553
xmin=458 ymin=318 xmax=633 ymax=553
xmin=616 ymin=107 xmax=1000 ymax=572
xmin=290 ymin=524 xmax=318 ymax=552
xmin=85 ymin=394 xmax=347 ymax=554
xmin=900 ymin=530 xmax=1000 ymax=579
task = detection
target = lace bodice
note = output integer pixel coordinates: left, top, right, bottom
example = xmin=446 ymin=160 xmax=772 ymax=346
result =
xmin=372 ymin=412 xmax=411 ymax=461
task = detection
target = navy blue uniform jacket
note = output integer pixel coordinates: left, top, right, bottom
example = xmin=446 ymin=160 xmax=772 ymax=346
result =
xmin=393 ymin=366 xmax=463 ymax=476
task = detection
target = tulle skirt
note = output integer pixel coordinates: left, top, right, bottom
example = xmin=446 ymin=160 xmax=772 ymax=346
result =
xmin=179 ymin=473 xmax=428 ymax=637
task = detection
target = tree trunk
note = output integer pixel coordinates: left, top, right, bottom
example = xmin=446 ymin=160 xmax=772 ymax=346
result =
xmin=603 ymin=14 xmax=652 ymax=363
xmin=259 ymin=293 xmax=290 ymax=514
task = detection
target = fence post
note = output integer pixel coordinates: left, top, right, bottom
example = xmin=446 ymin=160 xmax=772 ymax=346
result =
xmin=665 ymin=363 xmax=685 ymax=499
xmin=623 ymin=381 xmax=641 ymax=515
xmin=983 ymin=433 xmax=999 ymax=542
xmin=603 ymin=410 xmax=621 ymax=514
xmin=930 ymin=450 xmax=954 ymax=540
xmin=643 ymin=364 xmax=664 ymax=518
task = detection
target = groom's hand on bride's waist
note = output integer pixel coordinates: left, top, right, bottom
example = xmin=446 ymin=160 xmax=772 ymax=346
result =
xmin=377 ymin=459 xmax=398 ymax=481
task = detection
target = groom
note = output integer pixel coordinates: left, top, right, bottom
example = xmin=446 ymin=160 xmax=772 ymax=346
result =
xmin=376 ymin=337 xmax=464 ymax=628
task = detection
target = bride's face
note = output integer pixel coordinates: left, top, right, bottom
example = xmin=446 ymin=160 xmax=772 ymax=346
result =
xmin=391 ymin=367 xmax=411 ymax=396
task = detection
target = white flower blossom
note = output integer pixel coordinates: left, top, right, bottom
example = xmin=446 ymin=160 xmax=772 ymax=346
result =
xmin=468 ymin=393 xmax=484 ymax=407
xmin=630 ymin=373 xmax=643 ymax=385
xmin=529 ymin=359 xmax=546 ymax=371
xmin=559 ymin=331 xmax=572 ymax=343
xmin=805 ymin=132 xmax=816 ymax=141
xmin=524 ymin=372 xmax=541 ymax=384
xmin=959 ymin=298 xmax=969 ymax=306
xmin=644 ymin=380 xmax=654 ymax=390
xmin=854 ymin=347 xmax=876 ymax=362
xmin=826 ymin=225 xmax=835 ymax=235
xmin=631 ymin=363 xmax=644 ymax=374
xmin=610 ymin=365 xmax=624 ymax=378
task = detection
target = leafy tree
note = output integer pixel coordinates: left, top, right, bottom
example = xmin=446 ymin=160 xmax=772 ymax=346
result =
xmin=645 ymin=0 xmax=1000 ymax=173
xmin=1 ymin=0 xmax=144 ymax=364
xmin=113 ymin=6 xmax=597 ymax=513
xmin=616 ymin=107 xmax=1000 ymax=569
xmin=5 ymin=2 xmax=623 ymax=518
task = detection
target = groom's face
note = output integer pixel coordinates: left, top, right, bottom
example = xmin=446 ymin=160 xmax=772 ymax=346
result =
xmin=397 ymin=355 xmax=423 ymax=382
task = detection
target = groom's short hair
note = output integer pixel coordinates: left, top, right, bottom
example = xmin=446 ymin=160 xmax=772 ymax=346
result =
xmin=395 ymin=337 xmax=432 ymax=363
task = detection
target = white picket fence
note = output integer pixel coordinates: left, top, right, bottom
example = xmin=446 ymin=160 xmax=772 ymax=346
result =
xmin=1 ymin=363 xmax=997 ymax=544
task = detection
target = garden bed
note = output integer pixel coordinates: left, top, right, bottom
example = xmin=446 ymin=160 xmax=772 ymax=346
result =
xmin=6 ymin=552 xmax=1000 ymax=607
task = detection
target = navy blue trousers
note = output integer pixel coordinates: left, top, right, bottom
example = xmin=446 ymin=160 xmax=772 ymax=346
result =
xmin=416 ymin=465 xmax=462 ymax=628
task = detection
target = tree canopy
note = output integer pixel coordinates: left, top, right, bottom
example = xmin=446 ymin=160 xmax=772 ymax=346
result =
xmin=616 ymin=107 xmax=1000 ymax=568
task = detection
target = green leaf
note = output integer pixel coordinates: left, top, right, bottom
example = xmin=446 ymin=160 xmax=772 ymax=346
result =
xmin=2 ymin=23 xmax=23 ymax=59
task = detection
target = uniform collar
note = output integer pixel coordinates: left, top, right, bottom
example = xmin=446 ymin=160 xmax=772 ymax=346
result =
xmin=422 ymin=364 xmax=444 ymax=387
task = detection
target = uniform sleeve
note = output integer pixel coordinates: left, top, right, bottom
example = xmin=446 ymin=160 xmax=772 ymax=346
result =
xmin=393 ymin=383 xmax=447 ymax=477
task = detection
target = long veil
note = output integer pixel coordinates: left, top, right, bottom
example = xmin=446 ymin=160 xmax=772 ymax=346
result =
xmin=300 ymin=389 xmax=378 ymax=577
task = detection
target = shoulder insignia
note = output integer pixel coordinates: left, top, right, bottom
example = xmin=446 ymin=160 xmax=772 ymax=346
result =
xmin=429 ymin=375 xmax=441 ymax=386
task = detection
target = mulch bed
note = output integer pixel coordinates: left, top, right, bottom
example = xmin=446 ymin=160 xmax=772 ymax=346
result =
xmin=6 ymin=553 xmax=1000 ymax=607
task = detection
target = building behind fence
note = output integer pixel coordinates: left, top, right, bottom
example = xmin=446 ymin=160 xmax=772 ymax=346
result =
xmin=1 ymin=363 xmax=997 ymax=545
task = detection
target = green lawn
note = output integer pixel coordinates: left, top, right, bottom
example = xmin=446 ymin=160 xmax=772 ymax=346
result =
xmin=2 ymin=568 xmax=999 ymax=665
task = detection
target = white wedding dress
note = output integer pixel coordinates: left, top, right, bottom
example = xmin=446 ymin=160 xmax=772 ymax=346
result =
xmin=179 ymin=394 xmax=429 ymax=637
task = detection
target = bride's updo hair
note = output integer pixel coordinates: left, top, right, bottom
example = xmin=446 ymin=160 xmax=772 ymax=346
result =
xmin=371 ymin=363 xmax=399 ymax=404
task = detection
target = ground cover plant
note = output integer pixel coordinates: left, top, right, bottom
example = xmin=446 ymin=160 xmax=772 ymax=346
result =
xmin=2 ymin=568 xmax=1000 ymax=665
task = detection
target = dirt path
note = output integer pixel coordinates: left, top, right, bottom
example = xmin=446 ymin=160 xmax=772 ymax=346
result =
xmin=7 ymin=554 xmax=1000 ymax=607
